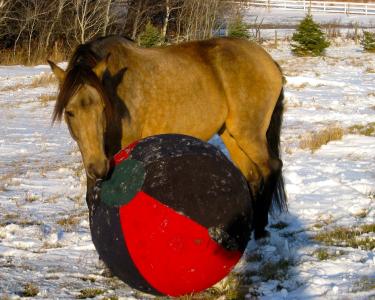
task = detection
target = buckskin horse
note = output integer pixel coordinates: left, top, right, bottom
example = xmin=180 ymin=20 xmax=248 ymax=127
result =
xmin=48 ymin=36 xmax=287 ymax=239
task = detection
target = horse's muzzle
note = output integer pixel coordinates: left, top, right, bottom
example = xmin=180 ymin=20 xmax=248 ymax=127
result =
xmin=87 ymin=160 xmax=110 ymax=180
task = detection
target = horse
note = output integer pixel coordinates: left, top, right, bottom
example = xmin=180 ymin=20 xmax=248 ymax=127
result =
xmin=48 ymin=36 xmax=287 ymax=239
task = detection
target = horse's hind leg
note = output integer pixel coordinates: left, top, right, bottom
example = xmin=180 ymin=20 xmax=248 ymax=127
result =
xmin=220 ymin=129 xmax=261 ymax=194
xmin=221 ymin=126 xmax=282 ymax=239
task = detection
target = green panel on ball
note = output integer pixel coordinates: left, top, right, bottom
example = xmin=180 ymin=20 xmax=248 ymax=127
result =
xmin=101 ymin=159 xmax=145 ymax=207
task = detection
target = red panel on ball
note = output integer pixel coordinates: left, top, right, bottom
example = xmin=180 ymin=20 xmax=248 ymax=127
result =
xmin=113 ymin=141 xmax=139 ymax=165
xmin=119 ymin=191 xmax=242 ymax=296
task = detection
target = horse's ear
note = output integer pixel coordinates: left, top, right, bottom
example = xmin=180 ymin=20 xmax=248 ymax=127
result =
xmin=93 ymin=54 xmax=111 ymax=80
xmin=47 ymin=60 xmax=65 ymax=85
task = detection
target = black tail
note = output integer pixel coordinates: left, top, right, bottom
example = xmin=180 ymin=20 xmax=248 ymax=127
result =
xmin=266 ymin=86 xmax=288 ymax=213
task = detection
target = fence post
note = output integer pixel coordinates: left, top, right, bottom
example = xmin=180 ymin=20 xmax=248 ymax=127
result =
xmin=274 ymin=30 xmax=278 ymax=48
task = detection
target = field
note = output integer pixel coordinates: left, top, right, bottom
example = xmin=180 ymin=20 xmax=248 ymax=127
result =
xmin=0 ymin=13 xmax=375 ymax=300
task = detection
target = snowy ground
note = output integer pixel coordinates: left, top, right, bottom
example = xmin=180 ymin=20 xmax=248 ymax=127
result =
xmin=242 ymin=42 xmax=375 ymax=300
xmin=0 ymin=42 xmax=375 ymax=299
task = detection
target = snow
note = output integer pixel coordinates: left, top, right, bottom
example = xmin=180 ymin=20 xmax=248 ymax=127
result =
xmin=239 ymin=42 xmax=375 ymax=300
xmin=1 ymin=39 xmax=375 ymax=300
xmin=244 ymin=7 xmax=375 ymax=40
xmin=245 ymin=6 xmax=375 ymax=28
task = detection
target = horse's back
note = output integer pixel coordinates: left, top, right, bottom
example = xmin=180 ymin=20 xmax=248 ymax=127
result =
xmin=84 ymin=37 xmax=283 ymax=141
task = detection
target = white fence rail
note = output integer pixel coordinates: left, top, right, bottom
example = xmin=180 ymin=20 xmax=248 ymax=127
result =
xmin=245 ymin=0 xmax=375 ymax=15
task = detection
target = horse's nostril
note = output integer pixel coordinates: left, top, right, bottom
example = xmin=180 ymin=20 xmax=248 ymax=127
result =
xmin=87 ymin=162 xmax=109 ymax=179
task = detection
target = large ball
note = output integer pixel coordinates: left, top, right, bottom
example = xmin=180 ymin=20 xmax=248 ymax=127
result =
xmin=90 ymin=134 xmax=253 ymax=297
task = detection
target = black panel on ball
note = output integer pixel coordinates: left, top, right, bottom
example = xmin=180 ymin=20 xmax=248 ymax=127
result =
xmin=136 ymin=134 xmax=253 ymax=251
xmin=90 ymin=203 xmax=161 ymax=295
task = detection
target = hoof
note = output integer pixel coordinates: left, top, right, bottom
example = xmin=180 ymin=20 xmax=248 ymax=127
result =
xmin=254 ymin=229 xmax=270 ymax=240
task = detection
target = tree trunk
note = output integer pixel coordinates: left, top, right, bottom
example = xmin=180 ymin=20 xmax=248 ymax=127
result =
xmin=161 ymin=0 xmax=170 ymax=41
xmin=102 ymin=0 xmax=112 ymax=36
xmin=131 ymin=0 xmax=143 ymax=40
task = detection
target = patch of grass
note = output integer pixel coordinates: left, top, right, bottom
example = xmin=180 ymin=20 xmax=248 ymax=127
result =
xmin=0 ymin=73 xmax=57 ymax=92
xmin=38 ymin=93 xmax=56 ymax=106
xmin=361 ymin=224 xmax=375 ymax=233
xmin=42 ymin=242 xmax=63 ymax=249
xmin=348 ymin=123 xmax=375 ymax=137
xmin=314 ymin=248 xmax=330 ymax=260
xmin=160 ymin=273 xmax=245 ymax=300
xmin=246 ymin=252 xmax=262 ymax=262
xmin=21 ymin=283 xmax=39 ymax=297
xmin=352 ymin=276 xmax=375 ymax=292
xmin=0 ymin=213 xmax=41 ymax=227
xmin=365 ymin=67 xmax=375 ymax=73
xmin=259 ymin=259 xmax=291 ymax=281
xmin=299 ymin=126 xmax=344 ymax=152
xmin=313 ymin=248 xmax=345 ymax=261
xmin=25 ymin=193 xmax=39 ymax=202
xmin=79 ymin=276 xmax=96 ymax=283
xmin=57 ymin=216 xmax=80 ymax=232
xmin=76 ymin=288 xmax=104 ymax=299
xmin=270 ymin=221 xmax=289 ymax=230
xmin=31 ymin=73 xmax=56 ymax=87
xmin=314 ymin=224 xmax=375 ymax=250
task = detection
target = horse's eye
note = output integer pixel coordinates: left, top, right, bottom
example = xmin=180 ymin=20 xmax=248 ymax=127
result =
xmin=66 ymin=111 xmax=74 ymax=118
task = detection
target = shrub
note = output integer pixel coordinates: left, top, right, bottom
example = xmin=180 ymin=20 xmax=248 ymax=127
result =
xmin=291 ymin=14 xmax=330 ymax=56
xmin=360 ymin=31 xmax=375 ymax=52
xmin=227 ymin=15 xmax=250 ymax=39
xmin=138 ymin=22 xmax=162 ymax=48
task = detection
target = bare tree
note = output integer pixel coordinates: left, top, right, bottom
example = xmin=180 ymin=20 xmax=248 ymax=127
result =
xmin=127 ymin=0 xmax=158 ymax=40
xmin=176 ymin=0 xmax=223 ymax=41
xmin=161 ymin=0 xmax=181 ymax=41
xmin=73 ymin=0 xmax=107 ymax=44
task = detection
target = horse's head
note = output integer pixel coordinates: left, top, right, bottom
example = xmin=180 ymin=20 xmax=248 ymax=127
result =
xmin=48 ymin=58 xmax=112 ymax=181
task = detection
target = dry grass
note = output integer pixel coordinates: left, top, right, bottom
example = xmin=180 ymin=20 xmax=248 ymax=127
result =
xmin=353 ymin=276 xmax=375 ymax=293
xmin=56 ymin=215 xmax=80 ymax=232
xmin=21 ymin=283 xmax=39 ymax=297
xmin=38 ymin=93 xmax=57 ymax=106
xmin=314 ymin=224 xmax=375 ymax=250
xmin=365 ymin=67 xmax=375 ymax=73
xmin=31 ymin=73 xmax=56 ymax=87
xmin=270 ymin=221 xmax=289 ymax=230
xmin=258 ymin=259 xmax=291 ymax=281
xmin=0 ymin=73 xmax=57 ymax=92
xmin=0 ymin=44 xmax=67 ymax=66
xmin=348 ymin=123 xmax=375 ymax=137
xmin=25 ymin=193 xmax=39 ymax=203
xmin=76 ymin=288 xmax=104 ymax=299
xmin=41 ymin=242 xmax=63 ymax=249
xmin=313 ymin=248 xmax=345 ymax=261
xmin=299 ymin=126 xmax=344 ymax=152
xmin=246 ymin=252 xmax=263 ymax=263
xmin=154 ymin=273 xmax=245 ymax=300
